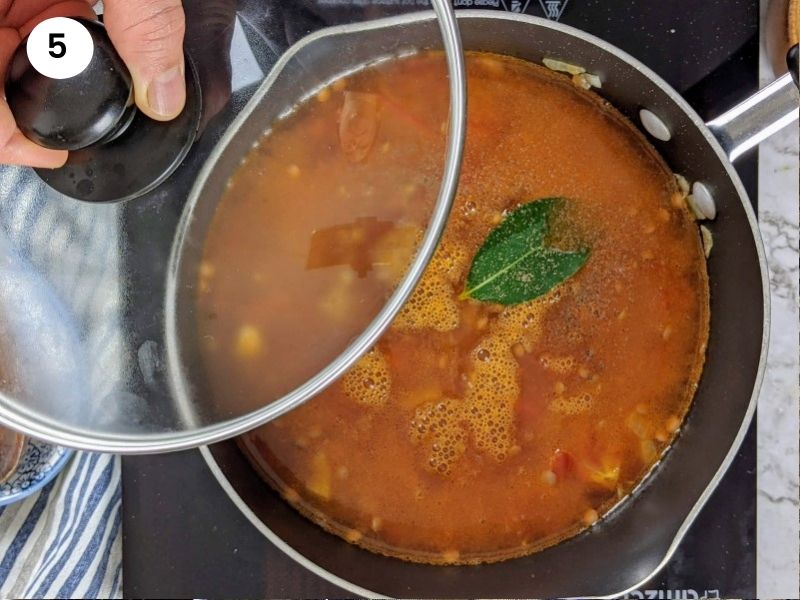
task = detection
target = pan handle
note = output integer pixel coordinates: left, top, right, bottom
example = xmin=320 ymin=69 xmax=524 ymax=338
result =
xmin=706 ymin=45 xmax=799 ymax=162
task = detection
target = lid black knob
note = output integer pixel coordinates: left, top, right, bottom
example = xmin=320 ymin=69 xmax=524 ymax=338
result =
xmin=4 ymin=16 xmax=201 ymax=203
xmin=7 ymin=19 xmax=135 ymax=152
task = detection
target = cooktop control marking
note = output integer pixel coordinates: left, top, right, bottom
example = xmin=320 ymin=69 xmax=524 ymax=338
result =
xmin=537 ymin=0 xmax=570 ymax=20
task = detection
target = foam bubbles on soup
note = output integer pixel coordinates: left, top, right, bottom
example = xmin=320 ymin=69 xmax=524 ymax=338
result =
xmin=342 ymin=348 xmax=391 ymax=407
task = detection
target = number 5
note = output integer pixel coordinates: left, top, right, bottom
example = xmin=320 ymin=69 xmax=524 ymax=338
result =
xmin=49 ymin=33 xmax=66 ymax=58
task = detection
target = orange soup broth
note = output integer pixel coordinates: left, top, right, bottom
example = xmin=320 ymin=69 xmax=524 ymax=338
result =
xmin=198 ymin=52 xmax=709 ymax=564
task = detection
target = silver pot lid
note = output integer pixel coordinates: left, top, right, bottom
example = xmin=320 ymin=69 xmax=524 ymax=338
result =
xmin=0 ymin=1 xmax=466 ymax=452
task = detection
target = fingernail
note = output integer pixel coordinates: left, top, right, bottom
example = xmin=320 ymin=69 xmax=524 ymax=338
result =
xmin=147 ymin=65 xmax=186 ymax=118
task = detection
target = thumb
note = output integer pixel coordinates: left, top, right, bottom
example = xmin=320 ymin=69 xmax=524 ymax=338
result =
xmin=103 ymin=0 xmax=187 ymax=121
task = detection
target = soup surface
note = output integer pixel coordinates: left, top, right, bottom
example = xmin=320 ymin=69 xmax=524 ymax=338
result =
xmin=198 ymin=53 xmax=709 ymax=564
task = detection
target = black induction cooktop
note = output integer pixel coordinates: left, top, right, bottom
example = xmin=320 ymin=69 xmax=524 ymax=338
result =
xmin=122 ymin=0 xmax=759 ymax=597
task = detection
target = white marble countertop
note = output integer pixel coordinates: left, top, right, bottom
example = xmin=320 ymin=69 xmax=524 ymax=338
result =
xmin=756 ymin=4 xmax=799 ymax=593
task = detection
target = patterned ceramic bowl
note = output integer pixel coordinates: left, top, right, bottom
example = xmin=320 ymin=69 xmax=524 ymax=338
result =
xmin=0 ymin=439 xmax=73 ymax=507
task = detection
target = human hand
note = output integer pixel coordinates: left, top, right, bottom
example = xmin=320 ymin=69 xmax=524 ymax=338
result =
xmin=0 ymin=0 xmax=186 ymax=168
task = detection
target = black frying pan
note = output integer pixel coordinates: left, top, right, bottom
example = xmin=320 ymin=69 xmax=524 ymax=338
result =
xmin=194 ymin=12 xmax=798 ymax=598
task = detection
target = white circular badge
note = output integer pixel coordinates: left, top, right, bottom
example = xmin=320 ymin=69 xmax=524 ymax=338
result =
xmin=26 ymin=17 xmax=94 ymax=80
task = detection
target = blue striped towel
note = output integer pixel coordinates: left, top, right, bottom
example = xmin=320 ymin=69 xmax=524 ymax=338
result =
xmin=0 ymin=94 xmax=124 ymax=599
xmin=0 ymin=453 xmax=121 ymax=599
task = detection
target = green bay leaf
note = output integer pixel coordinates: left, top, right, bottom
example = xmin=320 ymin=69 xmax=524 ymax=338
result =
xmin=461 ymin=198 xmax=589 ymax=305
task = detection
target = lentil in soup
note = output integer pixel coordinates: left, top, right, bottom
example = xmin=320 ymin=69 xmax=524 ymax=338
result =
xmin=197 ymin=52 xmax=709 ymax=564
